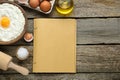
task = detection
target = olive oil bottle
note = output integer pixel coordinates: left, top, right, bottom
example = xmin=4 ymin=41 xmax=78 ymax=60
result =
xmin=56 ymin=0 xmax=74 ymax=15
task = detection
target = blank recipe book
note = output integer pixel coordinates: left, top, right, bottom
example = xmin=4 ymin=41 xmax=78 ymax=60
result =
xmin=33 ymin=19 xmax=76 ymax=73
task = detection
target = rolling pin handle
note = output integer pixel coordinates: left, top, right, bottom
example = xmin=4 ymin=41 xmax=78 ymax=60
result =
xmin=8 ymin=62 xmax=29 ymax=75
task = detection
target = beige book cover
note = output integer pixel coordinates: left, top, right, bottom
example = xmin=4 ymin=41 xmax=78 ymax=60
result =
xmin=33 ymin=19 xmax=76 ymax=73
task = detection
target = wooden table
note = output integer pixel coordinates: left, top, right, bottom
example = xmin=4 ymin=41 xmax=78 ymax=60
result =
xmin=1 ymin=0 xmax=120 ymax=79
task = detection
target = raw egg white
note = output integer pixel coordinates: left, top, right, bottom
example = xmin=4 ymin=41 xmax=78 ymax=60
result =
xmin=0 ymin=3 xmax=25 ymax=42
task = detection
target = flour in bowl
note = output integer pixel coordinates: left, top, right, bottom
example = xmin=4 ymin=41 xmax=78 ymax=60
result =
xmin=0 ymin=3 xmax=25 ymax=42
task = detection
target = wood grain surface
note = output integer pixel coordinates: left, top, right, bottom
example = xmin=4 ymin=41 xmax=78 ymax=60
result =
xmin=0 ymin=73 xmax=120 ymax=80
xmin=1 ymin=45 xmax=120 ymax=73
xmin=0 ymin=0 xmax=120 ymax=79
xmin=11 ymin=18 xmax=120 ymax=45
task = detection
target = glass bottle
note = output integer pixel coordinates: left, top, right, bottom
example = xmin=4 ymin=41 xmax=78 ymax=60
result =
xmin=56 ymin=0 xmax=74 ymax=15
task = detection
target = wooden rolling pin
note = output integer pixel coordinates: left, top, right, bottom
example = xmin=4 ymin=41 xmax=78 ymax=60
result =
xmin=0 ymin=51 xmax=29 ymax=75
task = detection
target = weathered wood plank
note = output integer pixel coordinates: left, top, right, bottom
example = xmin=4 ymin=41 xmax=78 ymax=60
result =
xmin=7 ymin=18 xmax=120 ymax=45
xmin=0 ymin=73 xmax=120 ymax=80
xmin=77 ymin=18 xmax=120 ymax=44
xmin=19 ymin=0 xmax=120 ymax=18
xmin=77 ymin=45 xmax=120 ymax=72
xmin=1 ymin=45 xmax=120 ymax=73
xmin=14 ymin=18 xmax=120 ymax=45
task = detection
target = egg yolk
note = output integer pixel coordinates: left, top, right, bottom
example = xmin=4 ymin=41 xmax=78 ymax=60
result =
xmin=0 ymin=16 xmax=10 ymax=28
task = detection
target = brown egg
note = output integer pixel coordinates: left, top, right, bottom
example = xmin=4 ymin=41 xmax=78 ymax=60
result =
xmin=40 ymin=1 xmax=51 ymax=12
xmin=44 ymin=0 xmax=50 ymax=1
xmin=29 ymin=0 xmax=40 ymax=8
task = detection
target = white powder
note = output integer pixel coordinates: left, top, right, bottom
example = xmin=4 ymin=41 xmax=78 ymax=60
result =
xmin=17 ymin=47 xmax=29 ymax=60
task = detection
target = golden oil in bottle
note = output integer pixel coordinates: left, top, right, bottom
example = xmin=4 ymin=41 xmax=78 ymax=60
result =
xmin=56 ymin=0 xmax=74 ymax=15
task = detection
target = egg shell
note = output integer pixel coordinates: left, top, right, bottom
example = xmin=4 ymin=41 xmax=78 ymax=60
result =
xmin=29 ymin=0 xmax=40 ymax=8
xmin=40 ymin=0 xmax=51 ymax=12
xmin=24 ymin=32 xmax=33 ymax=42
xmin=44 ymin=0 xmax=50 ymax=1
